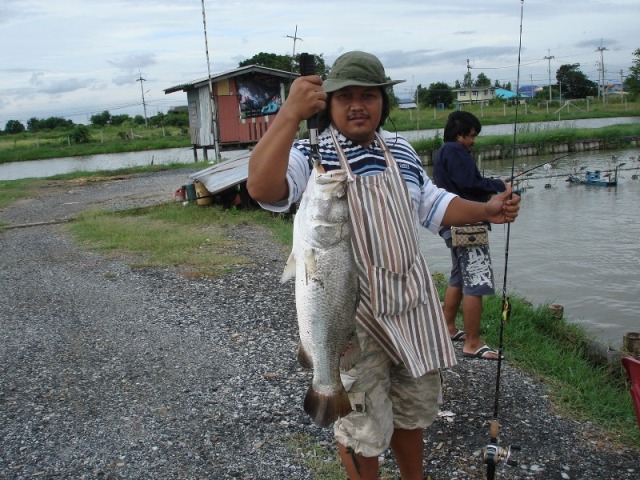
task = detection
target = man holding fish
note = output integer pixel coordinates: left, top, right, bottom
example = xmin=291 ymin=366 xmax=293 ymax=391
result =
xmin=247 ymin=51 xmax=520 ymax=480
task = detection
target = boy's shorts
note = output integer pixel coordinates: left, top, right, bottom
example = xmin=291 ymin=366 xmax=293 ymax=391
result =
xmin=447 ymin=240 xmax=496 ymax=296
xmin=333 ymin=325 xmax=442 ymax=457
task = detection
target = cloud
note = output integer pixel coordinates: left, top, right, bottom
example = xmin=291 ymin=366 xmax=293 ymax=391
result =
xmin=107 ymin=53 xmax=157 ymax=86
xmin=40 ymin=77 xmax=97 ymax=95
xmin=111 ymin=74 xmax=137 ymax=87
xmin=107 ymin=53 xmax=157 ymax=71
xmin=30 ymin=72 xmax=44 ymax=86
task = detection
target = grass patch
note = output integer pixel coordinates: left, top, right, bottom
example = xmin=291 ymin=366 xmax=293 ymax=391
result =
xmin=286 ymin=434 xmax=400 ymax=480
xmin=67 ymin=205 xmax=243 ymax=276
xmin=286 ymin=434 xmax=344 ymax=479
xmin=0 ymin=179 xmax=44 ymax=210
xmin=65 ymin=202 xmax=293 ymax=277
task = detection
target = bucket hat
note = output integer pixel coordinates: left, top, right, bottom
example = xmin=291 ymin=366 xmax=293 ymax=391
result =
xmin=322 ymin=51 xmax=405 ymax=93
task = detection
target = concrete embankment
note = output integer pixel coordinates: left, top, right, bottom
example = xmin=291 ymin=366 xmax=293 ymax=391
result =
xmin=420 ymin=135 xmax=640 ymax=165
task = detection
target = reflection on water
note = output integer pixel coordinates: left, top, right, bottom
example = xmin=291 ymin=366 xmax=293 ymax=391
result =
xmin=420 ymin=147 xmax=640 ymax=349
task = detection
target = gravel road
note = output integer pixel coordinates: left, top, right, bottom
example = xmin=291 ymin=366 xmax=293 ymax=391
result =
xmin=1 ymin=168 xmax=638 ymax=479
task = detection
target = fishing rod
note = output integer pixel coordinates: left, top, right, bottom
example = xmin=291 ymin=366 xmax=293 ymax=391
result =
xmin=299 ymin=52 xmax=322 ymax=168
xmin=481 ymin=1 xmax=524 ymax=478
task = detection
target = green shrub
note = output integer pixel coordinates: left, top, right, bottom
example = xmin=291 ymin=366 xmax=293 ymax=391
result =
xmin=71 ymin=125 xmax=92 ymax=144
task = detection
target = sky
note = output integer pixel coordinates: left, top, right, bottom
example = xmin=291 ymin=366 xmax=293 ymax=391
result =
xmin=1 ymin=0 xmax=638 ymax=127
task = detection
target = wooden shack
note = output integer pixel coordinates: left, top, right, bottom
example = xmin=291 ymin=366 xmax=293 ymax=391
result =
xmin=164 ymin=65 xmax=298 ymax=160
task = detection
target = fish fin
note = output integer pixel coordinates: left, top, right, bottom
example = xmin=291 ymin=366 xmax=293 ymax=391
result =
xmin=280 ymin=252 xmax=296 ymax=283
xmin=297 ymin=341 xmax=313 ymax=369
xmin=339 ymin=337 xmax=362 ymax=371
xmin=304 ymin=385 xmax=352 ymax=428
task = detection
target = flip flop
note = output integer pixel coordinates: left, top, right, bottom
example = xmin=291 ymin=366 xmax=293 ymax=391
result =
xmin=462 ymin=345 xmax=504 ymax=361
xmin=450 ymin=330 xmax=466 ymax=342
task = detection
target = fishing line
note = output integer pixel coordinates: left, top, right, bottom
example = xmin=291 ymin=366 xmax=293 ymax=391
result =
xmin=482 ymin=1 xmax=524 ymax=478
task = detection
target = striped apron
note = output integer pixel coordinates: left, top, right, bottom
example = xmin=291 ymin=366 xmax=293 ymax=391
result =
xmin=330 ymin=128 xmax=456 ymax=377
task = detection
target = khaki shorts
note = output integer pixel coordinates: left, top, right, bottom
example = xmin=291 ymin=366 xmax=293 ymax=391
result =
xmin=333 ymin=324 xmax=442 ymax=457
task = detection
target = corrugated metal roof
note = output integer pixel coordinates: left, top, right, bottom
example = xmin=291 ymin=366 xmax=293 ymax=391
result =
xmin=495 ymin=88 xmax=517 ymax=99
xmin=188 ymin=154 xmax=251 ymax=195
xmin=164 ymin=65 xmax=298 ymax=94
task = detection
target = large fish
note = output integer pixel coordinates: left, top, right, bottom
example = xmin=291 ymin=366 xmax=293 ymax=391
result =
xmin=281 ymin=164 xmax=359 ymax=427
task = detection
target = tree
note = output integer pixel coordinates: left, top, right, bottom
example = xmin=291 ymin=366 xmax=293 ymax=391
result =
xmin=71 ymin=125 xmax=92 ymax=144
xmin=164 ymin=110 xmax=189 ymax=128
xmin=4 ymin=120 xmax=26 ymax=134
xmin=624 ymin=48 xmax=640 ymax=100
xmin=419 ymin=82 xmax=454 ymax=107
xmin=90 ymin=110 xmax=111 ymax=127
xmin=239 ymin=52 xmax=329 ymax=77
xmin=556 ymin=64 xmax=597 ymax=99
xmin=493 ymin=79 xmax=512 ymax=91
xmin=110 ymin=114 xmax=131 ymax=126
xmin=25 ymin=116 xmax=73 ymax=132
xmin=474 ymin=72 xmax=491 ymax=87
xmin=149 ymin=112 xmax=166 ymax=128
xmin=462 ymin=71 xmax=473 ymax=88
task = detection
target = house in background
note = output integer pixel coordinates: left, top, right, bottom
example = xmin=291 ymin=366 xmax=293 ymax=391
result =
xmin=454 ymin=86 xmax=496 ymax=105
xmin=164 ymin=65 xmax=298 ymax=160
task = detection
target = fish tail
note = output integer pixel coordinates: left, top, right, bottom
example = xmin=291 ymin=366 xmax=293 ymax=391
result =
xmin=304 ymin=386 xmax=352 ymax=428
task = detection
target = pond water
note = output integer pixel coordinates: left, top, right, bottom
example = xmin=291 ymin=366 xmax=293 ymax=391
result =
xmin=0 ymin=148 xmax=251 ymax=181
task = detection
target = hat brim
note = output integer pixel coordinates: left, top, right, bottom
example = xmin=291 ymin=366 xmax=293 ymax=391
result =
xmin=322 ymin=78 xmax=405 ymax=93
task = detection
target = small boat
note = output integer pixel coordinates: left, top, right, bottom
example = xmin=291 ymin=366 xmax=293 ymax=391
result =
xmin=566 ymin=162 xmax=627 ymax=187
xmin=581 ymin=170 xmax=617 ymax=186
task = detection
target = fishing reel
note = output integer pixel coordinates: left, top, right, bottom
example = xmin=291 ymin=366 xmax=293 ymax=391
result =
xmin=481 ymin=420 xmax=520 ymax=478
xmin=482 ymin=442 xmax=519 ymax=468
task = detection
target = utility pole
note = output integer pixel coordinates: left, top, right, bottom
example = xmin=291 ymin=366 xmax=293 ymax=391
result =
xmin=201 ymin=0 xmax=220 ymax=161
xmin=285 ymin=25 xmax=303 ymax=80
xmin=136 ymin=71 xmax=148 ymax=128
xmin=544 ymin=50 xmax=555 ymax=101
xmin=466 ymin=58 xmax=472 ymax=104
xmin=596 ymin=43 xmax=608 ymax=104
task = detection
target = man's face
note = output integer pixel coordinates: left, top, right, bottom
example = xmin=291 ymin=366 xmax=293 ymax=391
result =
xmin=329 ymin=86 xmax=383 ymax=147
xmin=457 ymin=129 xmax=478 ymax=151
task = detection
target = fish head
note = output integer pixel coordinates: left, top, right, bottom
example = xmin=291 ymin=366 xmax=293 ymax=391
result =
xmin=300 ymin=168 xmax=351 ymax=247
